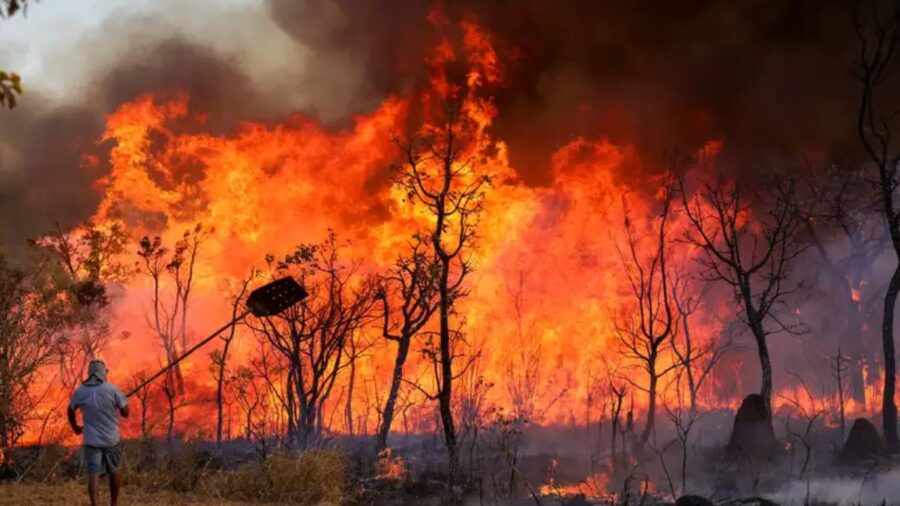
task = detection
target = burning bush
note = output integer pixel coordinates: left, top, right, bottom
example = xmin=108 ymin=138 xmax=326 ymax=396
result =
xmin=375 ymin=448 xmax=408 ymax=481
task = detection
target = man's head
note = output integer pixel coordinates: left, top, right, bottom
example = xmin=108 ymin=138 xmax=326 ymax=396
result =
xmin=87 ymin=359 xmax=108 ymax=383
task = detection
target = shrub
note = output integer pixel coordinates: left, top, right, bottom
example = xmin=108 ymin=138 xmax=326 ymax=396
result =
xmin=199 ymin=450 xmax=344 ymax=504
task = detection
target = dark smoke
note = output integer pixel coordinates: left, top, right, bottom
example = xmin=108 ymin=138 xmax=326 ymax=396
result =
xmin=267 ymin=0 xmax=869 ymax=184
xmin=0 ymin=0 xmax=884 ymax=253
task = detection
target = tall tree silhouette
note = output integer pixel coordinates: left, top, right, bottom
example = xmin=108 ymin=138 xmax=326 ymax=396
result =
xmin=680 ymin=175 xmax=806 ymax=416
xmin=615 ymin=174 xmax=677 ymax=445
xmin=375 ymin=234 xmax=439 ymax=452
xmin=395 ymin=106 xmax=490 ymax=484
xmin=854 ymin=3 xmax=900 ymax=452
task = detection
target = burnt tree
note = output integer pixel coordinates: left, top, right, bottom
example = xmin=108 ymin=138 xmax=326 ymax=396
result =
xmin=680 ymin=176 xmax=806 ymax=415
xmin=615 ymin=175 xmax=677 ymax=446
xmin=375 ymin=234 xmax=439 ymax=452
xmin=670 ymin=270 xmax=732 ymax=413
xmin=854 ymin=4 xmax=900 ymax=452
xmin=395 ymin=108 xmax=490 ymax=483
xmin=795 ymin=161 xmax=884 ymax=405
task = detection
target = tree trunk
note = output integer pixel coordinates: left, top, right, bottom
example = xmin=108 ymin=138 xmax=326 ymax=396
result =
xmin=882 ymin=266 xmax=900 ymax=452
xmin=438 ymin=275 xmax=462 ymax=484
xmin=345 ymin=353 xmax=356 ymax=436
xmin=377 ymin=337 xmax=411 ymax=452
xmin=167 ymin=396 xmax=175 ymax=441
xmin=681 ymin=313 xmax=698 ymax=412
xmin=641 ymin=368 xmax=657 ymax=444
xmin=216 ymin=338 xmax=233 ymax=447
xmin=742 ymin=279 xmax=773 ymax=416
xmin=752 ymin=326 xmax=773 ymax=417
xmin=140 ymin=402 xmax=147 ymax=438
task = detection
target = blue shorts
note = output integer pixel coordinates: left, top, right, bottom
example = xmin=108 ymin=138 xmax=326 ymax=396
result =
xmin=83 ymin=443 xmax=123 ymax=476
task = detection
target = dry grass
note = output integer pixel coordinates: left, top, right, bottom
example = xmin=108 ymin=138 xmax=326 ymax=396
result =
xmin=0 ymin=480 xmax=257 ymax=505
xmin=2 ymin=447 xmax=345 ymax=505
xmin=199 ymin=452 xmax=344 ymax=504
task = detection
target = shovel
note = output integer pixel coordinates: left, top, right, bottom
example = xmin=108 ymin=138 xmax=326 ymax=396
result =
xmin=126 ymin=276 xmax=307 ymax=397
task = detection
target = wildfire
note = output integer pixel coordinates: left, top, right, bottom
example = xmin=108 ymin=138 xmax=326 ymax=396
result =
xmin=14 ymin=11 xmax=888 ymax=447
xmin=375 ymin=448 xmax=408 ymax=481
xmin=540 ymin=466 xmax=614 ymax=502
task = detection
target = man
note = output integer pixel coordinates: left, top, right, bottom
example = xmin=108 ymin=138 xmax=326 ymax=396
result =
xmin=68 ymin=359 xmax=129 ymax=506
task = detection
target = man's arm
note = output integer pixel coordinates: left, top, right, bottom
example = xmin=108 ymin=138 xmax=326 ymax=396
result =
xmin=67 ymin=407 xmax=82 ymax=435
xmin=115 ymin=386 xmax=129 ymax=418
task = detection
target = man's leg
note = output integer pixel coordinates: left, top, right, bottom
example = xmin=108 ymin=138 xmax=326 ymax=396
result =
xmin=84 ymin=446 xmax=101 ymax=506
xmin=104 ymin=443 xmax=124 ymax=506
xmin=109 ymin=471 xmax=122 ymax=506
xmin=87 ymin=474 xmax=100 ymax=506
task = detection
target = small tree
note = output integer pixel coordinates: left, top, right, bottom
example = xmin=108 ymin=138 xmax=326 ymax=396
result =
xmin=375 ymin=234 xmax=439 ymax=451
xmin=0 ymin=254 xmax=65 ymax=448
xmin=680 ymin=175 xmax=807 ymax=415
xmin=128 ymin=371 xmax=152 ymax=438
xmin=664 ymin=403 xmax=703 ymax=496
xmin=395 ymin=106 xmax=491 ymax=482
xmin=249 ymin=232 xmax=375 ymax=447
xmin=830 ymin=347 xmax=852 ymax=442
xmin=137 ymin=224 xmax=206 ymax=394
xmin=670 ymin=270 xmax=732 ymax=413
xmin=602 ymin=361 xmax=628 ymax=464
xmin=33 ymin=221 xmax=129 ymax=389
xmin=615 ymin=175 xmax=678 ymax=446
xmin=212 ymin=271 xmax=255 ymax=446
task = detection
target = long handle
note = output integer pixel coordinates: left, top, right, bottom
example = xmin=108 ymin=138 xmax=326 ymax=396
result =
xmin=126 ymin=309 xmax=251 ymax=397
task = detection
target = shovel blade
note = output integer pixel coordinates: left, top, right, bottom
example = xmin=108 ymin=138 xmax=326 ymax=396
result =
xmin=246 ymin=276 xmax=308 ymax=317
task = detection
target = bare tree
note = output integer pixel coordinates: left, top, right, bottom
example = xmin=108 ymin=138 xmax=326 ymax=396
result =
xmin=395 ymin=106 xmax=490 ymax=483
xmin=830 ymin=347 xmax=852 ymax=442
xmin=778 ymin=373 xmax=825 ymax=484
xmin=137 ymin=224 xmax=205 ymax=393
xmin=343 ymin=330 xmax=375 ymax=436
xmin=664 ymin=403 xmax=703 ymax=496
xmin=603 ymin=364 xmax=628 ymax=464
xmin=854 ymin=3 xmax=900 ymax=452
xmin=249 ymin=232 xmax=375 ymax=447
xmin=127 ymin=371 xmax=151 ymax=438
xmin=375 ymin=234 xmax=439 ymax=451
xmin=212 ymin=271 xmax=255 ymax=447
xmin=228 ymin=365 xmax=263 ymax=441
xmin=161 ymin=369 xmax=178 ymax=441
xmin=680 ymin=175 xmax=807 ymax=415
xmin=670 ymin=271 xmax=732 ymax=413
xmin=795 ymin=160 xmax=885 ymax=404
xmin=615 ymin=176 xmax=678 ymax=446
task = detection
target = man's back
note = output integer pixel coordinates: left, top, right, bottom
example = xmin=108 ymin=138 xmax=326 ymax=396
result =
xmin=69 ymin=382 xmax=127 ymax=447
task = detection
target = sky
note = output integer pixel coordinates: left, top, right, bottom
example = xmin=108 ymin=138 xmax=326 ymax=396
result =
xmin=0 ymin=0 xmax=315 ymax=113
